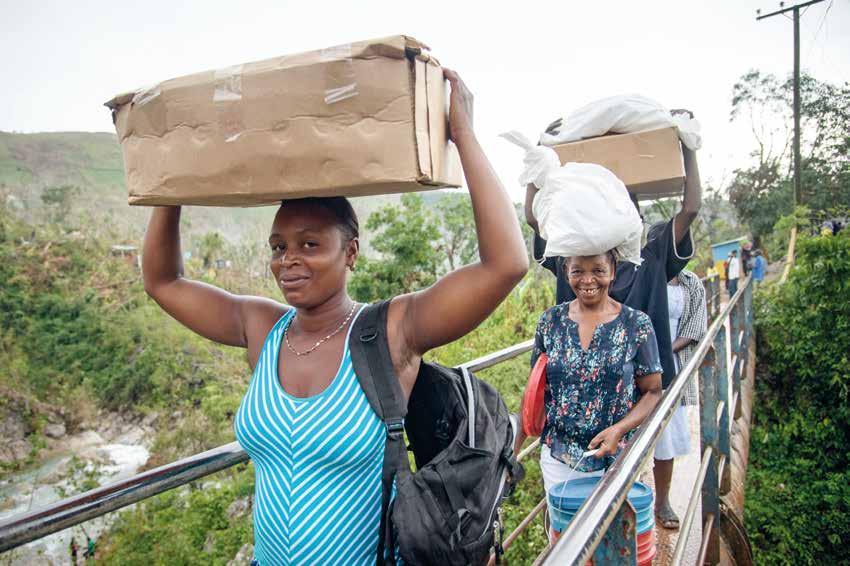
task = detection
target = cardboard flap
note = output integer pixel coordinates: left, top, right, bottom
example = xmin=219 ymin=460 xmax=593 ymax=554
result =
xmin=105 ymin=35 xmax=430 ymax=114
xmin=413 ymin=58 xmax=432 ymax=180
xmin=425 ymin=61 xmax=461 ymax=186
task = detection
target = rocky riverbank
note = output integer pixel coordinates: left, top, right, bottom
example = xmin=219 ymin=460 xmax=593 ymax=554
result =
xmin=0 ymin=406 xmax=154 ymax=565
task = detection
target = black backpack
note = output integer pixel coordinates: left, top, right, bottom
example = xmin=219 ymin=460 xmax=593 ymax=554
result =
xmin=349 ymin=300 xmax=525 ymax=566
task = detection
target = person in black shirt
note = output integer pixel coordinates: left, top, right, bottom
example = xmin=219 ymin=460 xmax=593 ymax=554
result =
xmin=524 ymin=132 xmax=702 ymax=391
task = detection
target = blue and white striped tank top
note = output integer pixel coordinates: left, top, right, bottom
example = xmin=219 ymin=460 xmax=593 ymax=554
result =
xmin=234 ymin=307 xmax=386 ymax=565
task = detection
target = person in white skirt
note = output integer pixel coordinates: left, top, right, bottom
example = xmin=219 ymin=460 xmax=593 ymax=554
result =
xmin=514 ymin=251 xmax=663 ymax=541
xmin=654 ymin=269 xmax=707 ymax=529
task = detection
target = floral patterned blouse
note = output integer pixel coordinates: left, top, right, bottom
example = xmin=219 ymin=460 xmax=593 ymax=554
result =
xmin=532 ymin=302 xmax=662 ymax=471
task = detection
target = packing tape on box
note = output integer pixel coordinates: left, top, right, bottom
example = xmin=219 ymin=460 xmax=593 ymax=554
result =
xmin=319 ymin=44 xmax=358 ymax=105
xmin=129 ymin=85 xmax=166 ymax=135
xmin=213 ymin=64 xmax=245 ymax=142
xmin=214 ymin=64 xmax=243 ymax=102
xmin=132 ymin=85 xmax=161 ymax=107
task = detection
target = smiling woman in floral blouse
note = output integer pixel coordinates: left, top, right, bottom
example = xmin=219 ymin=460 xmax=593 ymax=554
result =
xmin=515 ymin=251 xmax=663 ymax=535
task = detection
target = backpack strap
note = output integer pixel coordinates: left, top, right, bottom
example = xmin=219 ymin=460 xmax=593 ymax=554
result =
xmin=349 ymin=300 xmax=409 ymax=566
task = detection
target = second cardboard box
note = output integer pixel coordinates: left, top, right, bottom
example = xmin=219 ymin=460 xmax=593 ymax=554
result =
xmin=550 ymin=126 xmax=685 ymax=200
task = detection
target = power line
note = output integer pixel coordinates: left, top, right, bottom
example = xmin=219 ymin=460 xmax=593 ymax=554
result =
xmin=806 ymin=0 xmax=834 ymax=60
xmin=806 ymin=0 xmax=835 ymax=72
xmin=755 ymin=0 xmax=829 ymax=207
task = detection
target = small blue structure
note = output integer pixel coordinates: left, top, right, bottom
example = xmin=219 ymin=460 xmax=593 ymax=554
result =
xmin=710 ymin=237 xmax=746 ymax=277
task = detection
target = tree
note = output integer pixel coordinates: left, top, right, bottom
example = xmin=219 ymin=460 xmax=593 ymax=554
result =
xmin=746 ymin=231 xmax=850 ymax=563
xmin=436 ymin=193 xmax=477 ymax=271
xmin=639 ymin=189 xmax=745 ymax=271
xmin=40 ymin=184 xmax=80 ymax=225
xmin=349 ymin=194 xmax=441 ymax=302
xmin=198 ymin=232 xmax=225 ymax=269
xmin=727 ymin=71 xmax=850 ymax=241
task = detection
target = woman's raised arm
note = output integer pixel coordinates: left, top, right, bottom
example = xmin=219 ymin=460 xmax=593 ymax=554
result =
xmin=142 ymin=206 xmax=284 ymax=348
xmin=392 ymin=69 xmax=529 ymax=357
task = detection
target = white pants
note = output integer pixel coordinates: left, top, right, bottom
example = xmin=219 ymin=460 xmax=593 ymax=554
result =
xmin=654 ymin=404 xmax=691 ymax=460
xmin=540 ymin=445 xmax=605 ymax=495
xmin=540 ymin=445 xmax=605 ymax=542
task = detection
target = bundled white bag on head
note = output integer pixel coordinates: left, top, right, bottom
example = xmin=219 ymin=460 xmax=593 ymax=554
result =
xmin=538 ymin=94 xmax=702 ymax=151
xmin=501 ymin=131 xmax=643 ymax=266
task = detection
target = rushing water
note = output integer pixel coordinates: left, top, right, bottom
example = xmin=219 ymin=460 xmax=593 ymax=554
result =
xmin=0 ymin=430 xmax=150 ymax=565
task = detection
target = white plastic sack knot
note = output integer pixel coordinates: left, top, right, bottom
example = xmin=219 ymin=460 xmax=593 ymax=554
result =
xmin=539 ymin=94 xmax=702 ymax=151
xmin=501 ymin=131 xmax=643 ymax=266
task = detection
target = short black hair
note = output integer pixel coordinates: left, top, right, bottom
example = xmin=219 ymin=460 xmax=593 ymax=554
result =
xmin=281 ymin=197 xmax=359 ymax=241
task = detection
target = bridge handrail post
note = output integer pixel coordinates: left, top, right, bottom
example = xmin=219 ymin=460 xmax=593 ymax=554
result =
xmin=592 ymin=501 xmax=638 ymax=566
xmin=699 ymin=328 xmax=723 ymax=564
xmin=711 ymin=275 xmax=720 ymax=318
xmin=743 ymin=279 xmax=754 ymax=370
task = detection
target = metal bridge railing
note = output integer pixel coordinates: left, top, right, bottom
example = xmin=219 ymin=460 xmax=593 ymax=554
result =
xmin=0 ymin=339 xmax=538 ymax=553
xmin=1 ymin=274 xmax=750 ymax=566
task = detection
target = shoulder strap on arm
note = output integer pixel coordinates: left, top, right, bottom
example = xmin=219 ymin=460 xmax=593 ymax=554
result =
xmin=349 ymin=300 xmax=409 ymax=566
xmin=350 ymin=300 xmax=407 ymax=425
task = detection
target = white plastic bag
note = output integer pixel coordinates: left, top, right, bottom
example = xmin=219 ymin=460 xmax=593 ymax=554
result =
xmin=538 ymin=94 xmax=702 ymax=151
xmin=501 ymin=131 xmax=643 ymax=265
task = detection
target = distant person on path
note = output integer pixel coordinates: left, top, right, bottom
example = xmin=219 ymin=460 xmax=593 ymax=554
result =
xmin=741 ymin=242 xmax=753 ymax=276
xmin=513 ymin=251 xmax=662 ymax=541
xmin=752 ymin=250 xmax=767 ymax=286
xmin=653 ymin=270 xmax=707 ymax=529
xmin=84 ymin=536 xmax=95 ymax=561
xmin=727 ymin=250 xmax=741 ymax=297
xmin=69 ymin=537 xmax=79 ymax=564
xmin=141 ymin=70 xmax=528 ymax=565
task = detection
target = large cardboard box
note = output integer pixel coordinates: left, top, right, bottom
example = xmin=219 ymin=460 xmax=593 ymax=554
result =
xmin=105 ymin=35 xmax=462 ymax=206
xmin=550 ymin=127 xmax=685 ymax=200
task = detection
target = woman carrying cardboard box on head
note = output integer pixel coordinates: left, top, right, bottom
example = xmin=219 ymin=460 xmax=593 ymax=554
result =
xmin=141 ymin=69 xmax=528 ymax=565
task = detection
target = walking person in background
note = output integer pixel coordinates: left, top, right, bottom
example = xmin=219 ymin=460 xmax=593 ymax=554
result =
xmin=653 ymin=270 xmax=707 ymax=529
xmin=141 ymin=70 xmax=529 ymax=565
xmin=727 ymin=250 xmax=741 ymax=297
xmin=69 ymin=537 xmax=79 ymax=565
xmin=83 ymin=535 xmax=95 ymax=561
xmin=741 ymin=242 xmax=753 ymax=276
xmin=752 ymin=250 xmax=767 ymax=287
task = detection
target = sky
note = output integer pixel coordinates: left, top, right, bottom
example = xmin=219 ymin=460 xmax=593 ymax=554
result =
xmin=1 ymin=0 xmax=847 ymax=202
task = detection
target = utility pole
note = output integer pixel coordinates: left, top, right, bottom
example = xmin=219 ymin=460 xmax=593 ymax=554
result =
xmin=756 ymin=0 xmax=827 ymax=207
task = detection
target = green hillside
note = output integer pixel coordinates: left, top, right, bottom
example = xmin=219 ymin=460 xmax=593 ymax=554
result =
xmin=0 ymin=131 xmax=414 ymax=248
xmin=0 ymin=131 xmax=124 ymax=192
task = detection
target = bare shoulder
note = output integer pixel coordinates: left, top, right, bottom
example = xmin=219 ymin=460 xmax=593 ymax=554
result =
xmin=241 ymin=296 xmax=289 ymax=352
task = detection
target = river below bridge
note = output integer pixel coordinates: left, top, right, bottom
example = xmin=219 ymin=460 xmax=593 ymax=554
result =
xmin=0 ymin=426 xmax=150 ymax=565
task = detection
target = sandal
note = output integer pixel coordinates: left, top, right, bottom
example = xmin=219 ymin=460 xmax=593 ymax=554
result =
xmin=656 ymin=502 xmax=680 ymax=530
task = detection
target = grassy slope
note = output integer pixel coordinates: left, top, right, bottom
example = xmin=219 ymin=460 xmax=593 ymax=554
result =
xmin=0 ymin=131 xmax=125 ymax=198
xmin=0 ymin=131 xmax=415 ymax=249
